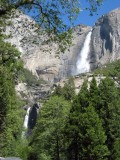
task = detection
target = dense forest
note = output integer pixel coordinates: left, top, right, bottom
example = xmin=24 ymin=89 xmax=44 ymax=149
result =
xmin=27 ymin=71 xmax=120 ymax=160
xmin=0 ymin=28 xmax=26 ymax=156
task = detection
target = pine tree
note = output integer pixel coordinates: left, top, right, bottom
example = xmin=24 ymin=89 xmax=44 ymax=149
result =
xmin=52 ymin=84 xmax=63 ymax=97
xmin=77 ymin=79 xmax=89 ymax=111
xmin=64 ymin=80 xmax=109 ymax=160
xmin=98 ymin=77 xmax=120 ymax=159
xmin=62 ymin=77 xmax=75 ymax=101
xmin=28 ymin=96 xmax=71 ymax=160
xmin=0 ymin=66 xmax=23 ymax=156
xmin=0 ymin=17 xmax=23 ymax=156
xmin=65 ymin=103 xmax=109 ymax=160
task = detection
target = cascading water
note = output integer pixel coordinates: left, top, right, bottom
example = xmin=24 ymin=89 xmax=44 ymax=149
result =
xmin=22 ymin=107 xmax=30 ymax=137
xmin=76 ymin=31 xmax=92 ymax=74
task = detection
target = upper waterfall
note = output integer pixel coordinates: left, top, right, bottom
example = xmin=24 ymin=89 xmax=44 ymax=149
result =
xmin=75 ymin=30 xmax=92 ymax=74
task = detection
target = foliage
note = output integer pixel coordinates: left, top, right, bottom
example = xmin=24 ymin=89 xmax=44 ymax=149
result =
xmin=52 ymin=84 xmax=63 ymax=97
xmin=18 ymin=68 xmax=46 ymax=86
xmin=15 ymin=138 xmax=32 ymax=160
xmin=28 ymin=96 xmax=71 ymax=160
xmin=62 ymin=77 xmax=75 ymax=101
xmin=0 ymin=0 xmax=103 ymax=33
xmin=64 ymin=78 xmax=109 ymax=160
xmin=0 ymin=11 xmax=25 ymax=156
xmin=98 ymin=77 xmax=120 ymax=159
xmin=29 ymin=75 xmax=120 ymax=160
xmin=0 ymin=0 xmax=103 ymax=53
xmin=0 ymin=66 xmax=23 ymax=157
xmin=94 ymin=60 xmax=120 ymax=79
xmin=53 ymin=77 xmax=75 ymax=101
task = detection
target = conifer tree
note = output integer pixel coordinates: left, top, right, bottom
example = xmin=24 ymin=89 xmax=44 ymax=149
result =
xmin=62 ymin=77 xmax=75 ymax=101
xmin=28 ymin=96 xmax=71 ymax=160
xmin=52 ymin=84 xmax=63 ymax=97
xmin=65 ymin=103 xmax=109 ymax=160
xmin=77 ymin=79 xmax=89 ymax=111
xmin=0 ymin=66 xmax=23 ymax=156
xmin=98 ymin=77 xmax=120 ymax=159
xmin=64 ymin=80 xmax=109 ymax=160
xmin=89 ymin=77 xmax=100 ymax=110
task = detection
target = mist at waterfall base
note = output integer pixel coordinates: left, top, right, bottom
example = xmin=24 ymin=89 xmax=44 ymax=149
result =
xmin=73 ymin=31 xmax=92 ymax=75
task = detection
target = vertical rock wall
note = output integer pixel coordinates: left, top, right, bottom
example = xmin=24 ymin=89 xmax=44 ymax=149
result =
xmin=90 ymin=8 xmax=120 ymax=69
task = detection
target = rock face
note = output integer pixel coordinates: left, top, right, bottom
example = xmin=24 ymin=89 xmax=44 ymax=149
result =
xmin=90 ymin=8 xmax=120 ymax=69
xmin=28 ymin=103 xmax=39 ymax=130
xmin=15 ymin=82 xmax=52 ymax=100
xmin=22 ymin=24 xmax=91 ymax=83
xmin=6 ymin=10 xmax=91 ymax=83
xmin=6 ymin=8 xmax=120 ymax=84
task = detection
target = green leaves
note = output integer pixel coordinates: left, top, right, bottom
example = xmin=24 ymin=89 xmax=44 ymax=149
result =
xmin=0 ymin=66 xmax=23 ymax=157
xmin=29 ymin=96 xmax=71 ymax=160
xmin=28 ymin=74 xmax=120 ymax=160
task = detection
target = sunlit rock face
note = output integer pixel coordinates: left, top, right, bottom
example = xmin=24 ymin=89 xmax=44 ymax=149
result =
xmin=23 ymin=24 xmax=91 ymax=83
xmin=6 ymin=8 xmax=120 ymax=83
xmin=90 ymin=8 xmax=120 ymax=69
xmin=5 ymin=11 xmax=91 ymax=83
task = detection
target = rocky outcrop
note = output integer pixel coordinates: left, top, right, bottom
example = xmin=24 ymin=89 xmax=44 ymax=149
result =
xmin=57 ymin=73 xmax=106 ymax=94
xmin=90 ymin=8 xmax=120 ymax=69
xmin=15 ymin=82 xmax=52 ymax=101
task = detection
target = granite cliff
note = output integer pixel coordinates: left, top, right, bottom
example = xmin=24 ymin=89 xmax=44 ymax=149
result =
xmin=90 ymin=8 xmax=120 ymax=69
xmin=6 ymin=8 xmax=120 ymax=84
xmin=5 ymin=10 xmax=91 ymax=83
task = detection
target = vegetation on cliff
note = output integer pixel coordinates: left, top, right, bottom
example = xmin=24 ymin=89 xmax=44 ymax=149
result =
xmin=18 ymin=68 xmax=46 ymax=86
xmin=94 ymin=59 xmax=120 ymax=80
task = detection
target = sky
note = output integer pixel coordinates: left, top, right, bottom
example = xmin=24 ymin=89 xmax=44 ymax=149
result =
xmin=74 ymin=0 xmax=120 ymax=26
xmin=26 ymin=0 xmax=120 ymax=29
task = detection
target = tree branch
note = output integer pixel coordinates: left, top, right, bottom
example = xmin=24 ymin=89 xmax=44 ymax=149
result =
xmin=0 ymin=0 xmax=34 ymax=16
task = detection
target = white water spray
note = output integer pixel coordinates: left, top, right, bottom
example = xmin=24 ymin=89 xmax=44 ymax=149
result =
xmin=23 ymin=107 xmax=30 ymax=128
xmin=76 ymin=31 xmax=92 ymax=74
xmin=22 ymin=107 xmax=30 ymax=137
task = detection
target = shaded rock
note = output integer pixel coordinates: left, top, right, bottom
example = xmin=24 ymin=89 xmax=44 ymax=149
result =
xmin=90 ymin=8 xmax=120 ymax=69
xmin=28 ymin=103 xmax=40 ymax=130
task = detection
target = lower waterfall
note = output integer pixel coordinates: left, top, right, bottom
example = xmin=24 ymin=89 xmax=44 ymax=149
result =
xmin=22 ymin=107 xmax=30 ymax=137
xmin=75 ymin=31 xmax=92 ymax=74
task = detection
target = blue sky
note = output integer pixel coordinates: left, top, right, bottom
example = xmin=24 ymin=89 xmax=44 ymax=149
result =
xmin=74 ymin=0 xmax=120 ymax=26
xmin=27 ymin=0 xmax=120 ymax=29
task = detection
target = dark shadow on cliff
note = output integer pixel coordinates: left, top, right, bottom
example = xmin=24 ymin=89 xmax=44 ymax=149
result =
xmin=28 ymin=103 xmax=39 ymax=130
xmin=100 ymin=16 xmax=113 ymax=53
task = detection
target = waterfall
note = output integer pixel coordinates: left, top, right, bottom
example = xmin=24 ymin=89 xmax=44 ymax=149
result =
xmin=76 ymin=31 xmax=92 ymax=74
xmin=22 ymin=107 xmax=30 ymax=137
